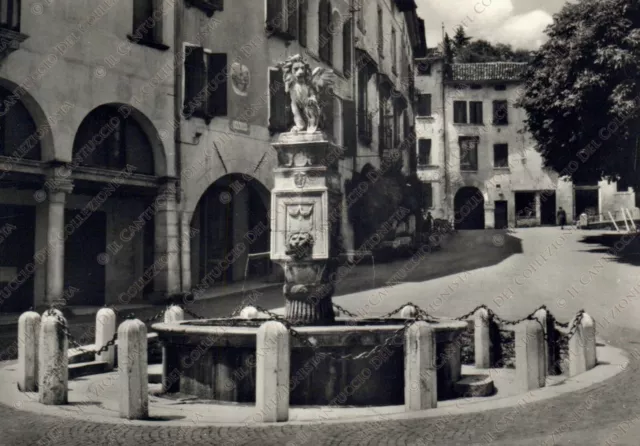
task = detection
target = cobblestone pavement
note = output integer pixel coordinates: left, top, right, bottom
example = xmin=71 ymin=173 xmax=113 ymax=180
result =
xmin=3 ymin=227 xmax=640 ymax=445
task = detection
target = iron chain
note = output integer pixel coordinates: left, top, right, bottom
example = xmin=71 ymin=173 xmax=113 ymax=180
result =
xmin=332 ymin=303 xmax=358 ymax=318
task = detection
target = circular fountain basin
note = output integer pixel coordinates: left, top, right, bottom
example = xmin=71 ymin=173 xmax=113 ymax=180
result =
xmin=152 ymin=318 xmax=467 ymax=406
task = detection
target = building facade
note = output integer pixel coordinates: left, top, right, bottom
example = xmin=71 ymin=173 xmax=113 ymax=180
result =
xmin=0 ymin=0 xmax=425 ymax=312
xmin=414 ymin=57 xmax=638 ymax=229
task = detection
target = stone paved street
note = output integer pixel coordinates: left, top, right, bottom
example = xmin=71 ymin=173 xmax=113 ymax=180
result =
xmin=3 ymin=227 xmax=640 ymax=445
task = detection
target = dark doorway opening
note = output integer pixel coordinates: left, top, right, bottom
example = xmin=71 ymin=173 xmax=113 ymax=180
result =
xmin=454 ymin=187 xmax=485 ymax=230
xmin=575 ymin=188 xmax=599 ymax=221
xmin=64 ymin=209 xmax=106 ymax=306
xmin=0 ymin=205 xmax=35 ymax=313
xmin=540 ymin=191 xmax=557 ymax=225
xmin=494 ymin=201 xmax=508 ymax=229
xmin=247 ymin=185 xmax=271 ymax=279
xmin=200 ymin=183 xmax=234 ymax=285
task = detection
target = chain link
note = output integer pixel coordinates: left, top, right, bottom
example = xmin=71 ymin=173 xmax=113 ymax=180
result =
xmin=181 ymin=306 xmax=207 ymax=320
xmin=565 ymin=310 xmax=585 ymax=340
xmin=332 ymin=303 xmax=358 ymax=318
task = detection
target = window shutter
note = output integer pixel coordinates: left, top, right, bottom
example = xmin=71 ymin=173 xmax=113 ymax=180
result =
xmin=343 ymin=19 xmax=352 ymax=77
xmin=343 ymin=99 xmax=356 ymax=157
xmin=269 ymin=69 xmax=288 ymax=132
xmin=319 ymin=0 xmax=331 ymax=64
xmin=133 ymin=0 xmax=153 ymax=34
xmin=266 ymin=0 xmax=284 ymax=32
xmin=299 ymin=0 xmax=308 ymax=46
xmin=287 ymin=0 xmax=298 ymax=39
xmin=207 ymin=53 xmax=228 ymax=117
xmin=184 ymin=46 xmax=206 ymax=118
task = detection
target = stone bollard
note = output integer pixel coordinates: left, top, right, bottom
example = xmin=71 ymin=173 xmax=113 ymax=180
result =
xmin=162 ymin=306 xmax=184 ymax=394
xmin=569 ymin=312 xmax=597 ymax=377
xmin=118 ymin=319 xmax=148 ymax=419
xmin=533 ymin=308 xmax=548 ymax=376
xmin=239 ymin=306 xmax=259 ymax=319
xmin=95 ymin=308 xmax=116 ymax=370
xmin=17 ymin=311 xmax=40 ymax=392
xmin=255 ymin=321 xmax=290 ymax=422
xmin=164 ymin=305 xmax=184 ymax=323
xmin=474 ymin=308 xmax=491 ymax=369
xmin=38 ymin=310 xmax=68 ymax=405
xmin=515 ymin=321 xmax=545 ymax=392
xmin=404 ymin=321 xmax=437 ymax=410
xmin=400 ymin=305 xmax=417 ymax=319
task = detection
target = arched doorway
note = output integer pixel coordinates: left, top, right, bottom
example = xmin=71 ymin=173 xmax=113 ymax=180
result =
xmin=190 ymin=174 xmax=271 ymax=289
xmin=454 ymin=187 xmax=485 ymax=230
xmin=66 ymin=104 xmax=158 ymax=306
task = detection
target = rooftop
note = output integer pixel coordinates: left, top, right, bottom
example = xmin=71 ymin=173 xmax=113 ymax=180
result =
xmin=450 ymin=62 xmax=528 ymax=82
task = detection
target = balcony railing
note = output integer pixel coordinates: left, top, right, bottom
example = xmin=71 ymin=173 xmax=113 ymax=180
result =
xmin=0 ymin=0 xmax=20 ymax=32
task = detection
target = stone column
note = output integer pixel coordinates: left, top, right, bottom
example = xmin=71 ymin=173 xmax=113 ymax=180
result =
xmin=39 ymin=309 xmax=68 ymax=405
xmin=95 ymin=308 xmax=116 ymax=370
xmin=18 ymin=311 xmax=40 ymax=392
xmin=515 ymin=321 xmax=545 ymax=391
xmin=40 ymin=172 xmax=73 ymax=308
xmin=270 ymin=132 xmax=342 ymax=325
xmin=255 ymin=321 xmax=290 ymax=422
xmin=154 ymin=180 xmax=181 ymax=300
xmin=118 ymin=319 xmax=148 ymax=419
xmin=180 ymin=211 xmax=193 ymax=292
xmin=474 ymin=308 xmax=491 ymax=369
xmin=405 ymin=321 xmax=437 ymax=410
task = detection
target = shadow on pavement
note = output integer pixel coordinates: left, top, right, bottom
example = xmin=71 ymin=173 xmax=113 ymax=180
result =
xmin=577 ymin=233 xmax=640 ymax=266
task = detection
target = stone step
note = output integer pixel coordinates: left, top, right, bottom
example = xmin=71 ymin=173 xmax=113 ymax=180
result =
xmin=454 ymin=374 xmax=495 ymax=398
xmin=69 ymin=360 xmax=109 ymax=380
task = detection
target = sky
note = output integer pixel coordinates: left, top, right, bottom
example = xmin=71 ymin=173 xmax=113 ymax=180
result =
xmin=416 ymin=0 xmax=567 ymax=51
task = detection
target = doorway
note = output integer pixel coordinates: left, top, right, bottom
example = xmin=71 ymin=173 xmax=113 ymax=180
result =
xmin=494 ymin=201 xmax=508 ymax=229
xmin=575 ymin=188 xmax=599 ymax=222
xmin=64 ymin=209 xmax=106 ymax=306
xmin=454 ymin=187 xmax=485 ymax=230
xmin=540 ymin=191 xmax=557 ymax=225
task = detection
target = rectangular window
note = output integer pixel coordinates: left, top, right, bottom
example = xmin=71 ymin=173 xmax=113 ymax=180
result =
xmin=377 ymin=6 xmax=383 ymax=56
xmin=133 ymin=0 xmax=162 ymax=43
xmin=417 ymin=94 xmax=431 ymax=117
xmin=0 ymin=0 xmax=20 ymax=31
xmin=422 ymin=183 xmax=433 ymax=209
xmin=319 ymin=0 xmax=332 ymax=64
xmin=494 ymin=144 xmax=509 ymax=168
xmin=469 ymin=101 xmax=483 ymax=124
xmin=453 ymin=101 xmax=467 ymax=124
xmin=459 ymin=136 xmax=479 ymax=171
xmin=268 ymin=67 xmax=293 ymax=132
xmin=266 ymin=0 xmax=293 ymax=36
xmin=343 ymin=18 xmax=352 ymax=76
xmin=493 ymin=100 xmax=509 ymax=125
xmin=494 ymin=84 xmax=506 ymax=91
xmin=418 ymin=139 xmax=431 ymax=165
xmin=470 ymin=84 xmax=482 ymax=90
xmin=183 ymin=48 xmax=227 ymax=121
xmin=515 ymin=192 xmax=536 ymax=218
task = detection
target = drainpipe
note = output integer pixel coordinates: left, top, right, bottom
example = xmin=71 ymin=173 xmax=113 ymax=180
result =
xmin=174 ymin=2 xmax=184 ymax=293
xmin=351 ymin=0 xmax=357 ymax=177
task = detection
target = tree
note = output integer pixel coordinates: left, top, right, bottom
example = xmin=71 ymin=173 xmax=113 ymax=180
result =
xmin=453 ymin=26 xmax=471 ymax=50
xmin=519 ymin=0 xmax=640 ymax=188
xmin=456 ymin=39 xmax=533 ymax=63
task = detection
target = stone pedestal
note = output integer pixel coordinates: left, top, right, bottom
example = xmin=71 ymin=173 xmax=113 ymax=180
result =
xmin=95 ymin=308 xmax=116 ymax=370
xmin=39 ymin=309 xmax=68 ymax=405
xmin=474 ymin=308 xmax=491 ymax=369
xmin=118 ymin=319 xmax=148 ymax=419
xmin=18 ymin=311 xmax=40 ymax=392
xmin=270 ymin=132 xmax=343 ymax=325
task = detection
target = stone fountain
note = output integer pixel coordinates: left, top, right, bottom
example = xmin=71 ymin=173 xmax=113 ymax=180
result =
xmin=153 ymin=55 xmax=467 ymax=407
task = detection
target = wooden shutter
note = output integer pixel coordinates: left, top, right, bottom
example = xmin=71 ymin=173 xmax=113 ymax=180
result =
xmin=453 ymin=101 xmax=467 ymax=123
xmin=269 ymin=68 xmax=288 ymax=132
xmin=266 ymin=0 xmax=284 ymax=32
xmin=184 ymin=46 xmax=206 ymax=118
xmin=287 ymin=0 xmax=298 ymax=39
xmin=343 ymin=19 xmax=352 ymax=77
xmin=207 ymin=53 xmax=228 ymax=117
xmin=299 ymin=0 xmax=307 ymax=46
xmin=343 ymin=99 xmax=356 ymax=157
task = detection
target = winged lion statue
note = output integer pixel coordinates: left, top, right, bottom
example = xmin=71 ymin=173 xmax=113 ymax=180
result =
xmin=280 ymin=54 xmax=336 ymax=133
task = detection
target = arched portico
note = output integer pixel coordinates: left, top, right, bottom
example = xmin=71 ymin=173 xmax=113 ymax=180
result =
xmin=189 ymin=174 xmax=272 ymax=295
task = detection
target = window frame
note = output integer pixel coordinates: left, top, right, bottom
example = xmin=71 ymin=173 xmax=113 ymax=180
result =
xmin=182 ymin=44 xmax=228 ymax=123
xmin=493 ymin=143 xmax=509 ymax=168
xmin=469 ymin=101 xmax=483 ymax=125
xmin=453 ymin=101 xmax=468 ymax=124
xmin=417 ymin=94 xmax=431 ymax=117
xmin=459 ymin=136 xmax=479 ymax=171
xmin=418 ymin=139 xmax=432 ymax=166
xmin=494 ymin=84 xmax=507 ymax=91
xmin=493 ymin=100 xmax=509 ymax=126
xmin=129 ymin=0 xmax=169 ymax=50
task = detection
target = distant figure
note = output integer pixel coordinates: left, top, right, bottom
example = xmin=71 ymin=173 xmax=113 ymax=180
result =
xmin=557 ymin=207 xmax=567 ymax=230
xmin=425 ymin=211 xmax=433 ymax=233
